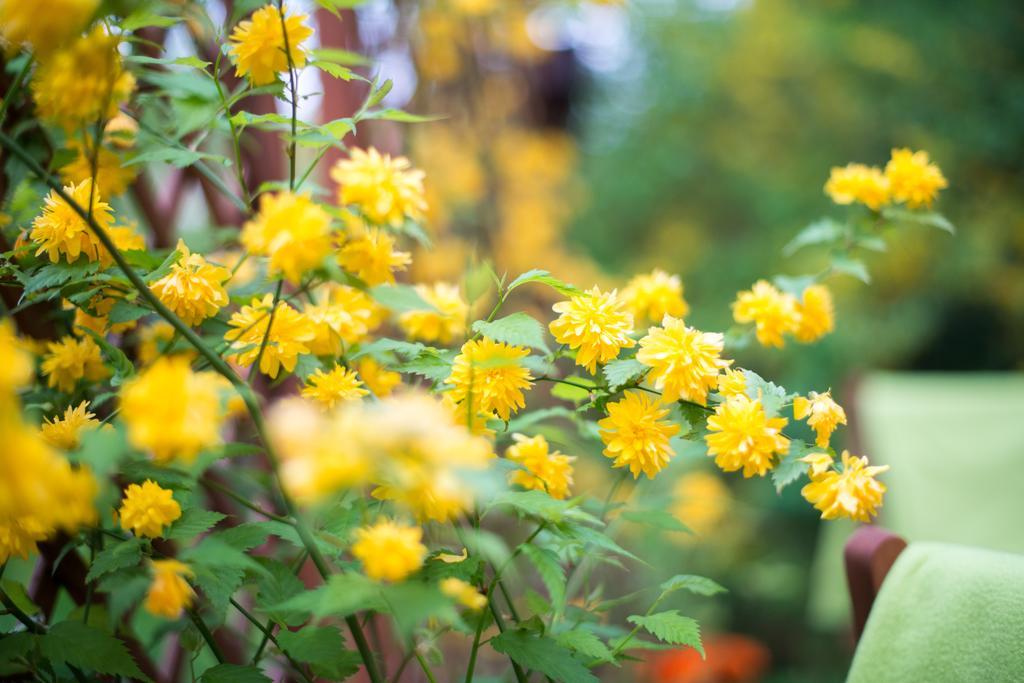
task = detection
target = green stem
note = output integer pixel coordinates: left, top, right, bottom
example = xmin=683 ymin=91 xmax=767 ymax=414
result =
xmin=229 ymin=598 xmax=313 ymax=683
xmin=213 ymin=51 xmax=252 ymax=208
xmin=464 ymin=605 xmax=488 ymax=683
xmin=250 ymin=279 xmax=283 ymax=381
xmin=0 ymin=55 xmax=33 ymax=127
xmin=413 ymin=650 xmax=437 ymax=683
xmin=276 ymin=0 xmax=298 ymax=190
xmin=202 ymin=477 xmax=291 ymax=524
xmin=0 ymin=129 xmax=384 ymax=683
xmin=186 ymin=608 xmax=225 ymax=663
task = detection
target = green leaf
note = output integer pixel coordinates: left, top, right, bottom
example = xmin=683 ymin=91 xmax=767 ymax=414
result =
xmin=772 ymin=274 xmax=817 ymax=298
xmin=312 ymin=47 xmax=372 ymax=67
xmin=831 ymin=254 xmax=871 ymax=283
xmin=0 ymin=580 xmax=39 ymax=616
xmin=353 ymin=337 xmax=426 ymax=361
xmin=772 ymin=439 xmax=812 ymax=493
xmin=491 ymin=630 xmax=598 ymax=683
xmin=124 ymin=147 xmax=221 ymax=168
xmin=380 ymin=582 xmax=461 ymax=637
xmin=86 ymin=538 xmax=143 ymax=582
xmin=271 ymin=573 xmax=384 ymax=618
xmin=0 ymin=631 xmax=37 ymax=668
xmin=556 ymin=629 xmax=614 ymax=663
xmin=741 ymin=369 xmax=793 ymax=418
xmin=121 ymin=9 xmax=181 ymax=31
xmin=660 ymin=574 xmax=727 ymax=597
xmin=39 ymin=621 xmax=148 ymax=681
xmin=627 ymin=611 xmax=703 ymax=656
xmin=200 ymin=664 xmax=271 ymax=683
xmin=360 ymin=108 xmax=443 ymax=123
xmin=549 ymin=376 xmax=595 ymax=404
xmin=881 ymin=206 xmax=955 ymax=234
xmin=487 ymin=490 xmax=600 ymax=526
xmin=363 ymin=78 xmax=393 ymax=110
xmin=473 ymin=312 xmax=550 ymax=352
xmin=521 ymin=545 xmax=566 ymax=609
xmin=620 ymin=509 xmax=693 ymax=534
xmin=368 ymin=284 xmax=435 ymax=312
xmin=312 ymin=60 xmax=356 ymax=81
xmin=398 ymin=349 xmax=453 ymax=382
xmin=276 ymin=626 xmax=361 ymax=680
xmin=505 ymin=269 xmax=581 ymax=296
xmin=603 ymin=358 xmax=647 ymax=390
xmin=107 ymin=300 xmax=149 ymax=325
xmin=783 ymin=217 xmax=847 ymax=256
xmin=566 ymin=525 xmax=641 ymax=563
xmin=167 ymin=508 xmax=226 ymax=540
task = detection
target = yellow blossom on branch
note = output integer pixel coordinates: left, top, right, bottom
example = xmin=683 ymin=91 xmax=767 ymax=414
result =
xmin=706 ymin=395 xmax=789 ymax=478
xmin=301 ymin=364 xmax=368 ymax=409
xmin=150 ymin=240 xmax=231 ymax=327
xmin=801 ymin=451 xmax=888 ymax=522
xmin=118 ymin=480 xmax=182 ymax=538
xmin=30 ymin=179 xmax=115 ymax=265
xmin=717 ymin=368 xmax=747 ymax=398
xmin=0 ymin=0 xmax=98 ymax=56
xmin=40 ymin=335 xmax=108 ymax=393
xmin=338 ymin=228 xmax=412 ymax=285
xmin=356 ymin=357 xmax=402 ymax=396
xmin=241 ymin=192 xmax=333 ymax=284
xmin=229 ymin=3 xmax=312 ymax=85
xmin=398 ymin=282 xmax=468 ymax=344
xmin=446 ymin=337 xmax=533 ymax=421
xmin=598 ymin=391 xmax=680 ymax=479
xmin=144 ymin=560 xmax=194 ymax=619
xmin=824 ymin=163 xmax=890 ymax=210
xmin=352 ymin=519 xmax=427 ymax=582
xmin=505 ymin=433 xmax=575 ymax=500
xmin=40 ymin=401 xmax=100 ymax=450
xmin=794 ymin=284 xmax=835 ymax=343
xmin=331 ymin=147 xmax=427 ymax=227
xmin=793 ymin=390 xmax=846 ymax=448
xmin=225 ymin=294 xmax=315 ymax=378
xmin=441 ymin=577 xmax=487 ymax=610
xmin=732 ymin=280 xmax=799 ymax=348
xmin=58 ymin=139 xmax=137 ymax=198
xmin=636 ymin=316 xmax=730 ymax=405
xmin=550 ymin=286 xmax=635 ymax=374
xmin=622 ymin=269 xmax=689 ymax=326
xmin=305 ymin=284 xmax=380 ymax=355
xmin=885 ymin=148 xmax=947 ymax=209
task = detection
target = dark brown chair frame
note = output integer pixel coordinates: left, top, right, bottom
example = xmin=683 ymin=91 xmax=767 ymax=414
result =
xmin=844 ymin=525 xmax=908 ymax=642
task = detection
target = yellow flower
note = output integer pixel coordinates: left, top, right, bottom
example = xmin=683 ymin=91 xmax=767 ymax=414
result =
xmin=884 ymin=148 xmax=948 ymax=209
xmin=331 ymin=148 xmax=427 ymax=226
xmin=118 ymin=480 xmax=181 ymax=538
xmin=339 ymin=229 xmax=411 ymax=285
xmin=636 ymin=316 xmax=729 ymax=405
xmin=103 ymin=112 xmax=138 ymax=149
xmin=0 ymin=320 xmax=34 ymax=392
xmin=705 ymin=395 xmax=789 ymax=478
xmin=228 ymin=3 xmax=312 ymax=85
xmin=440 ymin=577 xmax=487 ymax=610
xmin=0 ymin=0 xmax=98 ymax=56
xmin=58 ymin=139 xmax=137 ymax=198
xmin=119 ymin=357 xmax=224 ymax=463
xmin=144 ymin=560 xmax=193 ymax=619
xmin=241 ymin=192 xmax=333 ymax=284
xmin=1 ymin=420 xmax=98 ymax=562
xmin=150 ymin=240 xmax=230 ymax=327
xmin=800 ymin=451 xmax=835 ymax=478
xmin=305 ymin=284 xmax=380 ymax=355
xmin=137 ymin=321 xmax=197 ymax=366
xmin=732 ymin=280 xmax=799 ymax=348
xmin=824 ymin=163 xmax=890 ymax=210
xmin=356 ymin=357 xmax=401 ymax=397
xmin=794 ymin=284 xmax=835 ymax=343
xmin=801 ymin=451 xmax=888 ymax=522
xmin=225 ymin=294 xmax=315 ymax=378
xmin=30 ymin=27 xmax=134 ymax=130
xmin=671 ymin=471 xmax=731 ymax=539
xmin=30 ymin=179 xmax=115 ymax=265
xmin=69 ymin=289 xmax=138 ymax=336
xmin=793 ymin=390 xmax=847 ymax=448
xmin=549 ymin=287 xmax=635 ymax=374
xmin=446 ymin=337 xmax=533 ymax=421
xmin=598 ymin=391 xmax=680 ymax=479
xmin=301 ymin=364 xmax=368 ymax=409
xmin=621 ymin=269 xmax=689 ymax=326
xmin=717 ymin=368 xmax=747 ymax=398
xmin=506 ymin=433 xmax=575 ymax=500
xmin=41 ymin=335 xmax=108 ymax=393
xmin=352 ymin=519 xmax=427 ymax=582
xmin=40 ymin=401 xmax=100 ymax=450
xmin=398 ymin=282 xmax=468 ymax=344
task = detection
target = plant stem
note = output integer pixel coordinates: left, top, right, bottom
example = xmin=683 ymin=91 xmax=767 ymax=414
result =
xmin=276 ymin=0 xmax=298 ymax=190
xmin=229 ymin=598 xmax=313 ymax=683
xmin=212 ymin=51 xmax=252 ymax=208
xmin=202 ymin=477 xmax=291 ymax=524
xmin=186 ymin=608 xmax=225 ymax=663
xmin=249 ymin=279 xmax=283 ymax=381
xmin=0 ymin=55 xmax=33 ymax=126
xmin=413 ymin=650 xmax=438 ymax=683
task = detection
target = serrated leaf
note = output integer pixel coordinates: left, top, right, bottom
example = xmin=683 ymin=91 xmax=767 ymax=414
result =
xmin=491 ymin=630 xmax=598 ymax=683
xmin=398 ymin=349 xmax=453 ymax=382
xmin=831 ymin=254 xmax=871 ymax=283
xmin=783 ymin=218 xmax=847 ymax=256
xmin=271 ymin=573 xmax=384 ymax=618
xmin=881 ymin=206 xmax=955 ymax=234
xmin=487 ymin=490 xmax=599 ymax=526
xmin=312 ymin=47 xmax=372 ymax=66
xmin=360 ymin=108 xmax=442 ymax=123
xmin=660 ymin=574 xmax=727 ymax=597
xmin=549 ymin=375 xmax=595 ymax=404
xmin=603 ymin=358 xmax=647 ymax=390
xmin=0 ymin=580 xmax=39 ymax=616
xmin=620 ymin=509 xmax=693 ymax=534
xmin=353 ymin=337 xmax=426 ymax=360
xmin=121 ymin=9 xmax=181 ymax=31
xmin=473 ymin=313 xmax=549 ymax=352
xmin=200 ymin=664 xmax=271 ymax=683
xmin=567 ymin=525 xmax=641 ymax=563
xmin=39 ymin=621 xmax=148 ymax=681
xmin=521 ymin=545 xmax=566 ymax=609
xmin=556 ymin=629 xmax=614 ymax=663
xmin=772 ymin=274 xmax=817 ymax=298
xmin=312 ymin=60 xmax=356 ymax=81
xmin=276 ymin=626 xmax=361 ymax=679
xmin=505 ymin=269 xmax=581 ymax=296
xmin=771 ymin=439 xmax=812 ymax=493
xmin=86 ymin=538 xmax=143 ymax=582
xmin=107 ymin=300 xmax=149 ymax=325
xmin=368 ymin=284 xmax=434 ymax=312
xmin=741 ymin=370 xmax=793 ymax=418
xmin=628 ymin=611 xmax=703 ymax=656
xmin=167 ymin=508 xmax=226 ymax=540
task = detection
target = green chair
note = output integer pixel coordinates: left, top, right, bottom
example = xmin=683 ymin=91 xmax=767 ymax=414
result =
xmin=844 ymin=527 xmax=1024 ymax=682
xmin=807 ymin=372 xmax=1024 ymax=631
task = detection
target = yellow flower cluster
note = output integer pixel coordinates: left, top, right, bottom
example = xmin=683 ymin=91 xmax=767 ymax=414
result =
xmin=59 ymin=138 xmax=137 ymax=198
xmin=145 ymin=560 xmax=194 ymax=619
xmin=705 ymin=395 xmax=789 ymax=478
xmin=399 ymin=282 xmax=468 ymax=344
xmin=339 ymin=229 xmax=412 ymax=285
xmin=732 ymin=281 xmax=835 ymax=347
xmin=800 ymin=451 xmax=888 ymax=522
xmin=441 ymin=577 xmax=487 ymax=610
xmin=30 ymin=27 xmax=135 ymax=130
xmin=446 ymin=338 xmax=533 ymax=421
xmin=793 ymin=390 xmax=847 ymax=448
xmin=225 ymin=294 xmax=316 ymax=378
xmin=302 ymin=364 xmax=368 ymax=409
xmin=305 ymin=284 xmax=382 ymax=356
xmin=352 ymin=519 xmax=427 ymax=582
xmin=40 ymin=401 xmax=100 ymax=450
xmin=331 ymin=148 xmax=427 ymax=227
xmin=622 ymin=269 xmax=689 ymax=326
xmin=0 ymin=0 xmax=97 ymax=56
xmin=825 ymin=148 xmax=947 ymax=211
xmin=41 ymin=334 xmax=108 ymax=393
xmin=120 ymin=357 xmax=226 ymax=463
xmin=118 ymin=480 xmax=181 ymax=538
xmin=636 ymin=316 xmax=730 ymax=405
xmin=150 ymin=240 xmax=231 ymax=327
xmin=1 ymin=322 xmax=97 ymax=563
xmin=31 ymin=179 xmax=114 ymax=264
xmin=598 ymin=391 xmax=680 ymax=479
xmin=229 ymin=4 xmax=312 ymax=85
xmin=241 ymin=192 xmax=333 ymax=284
xmin=506 ymin=433 xmax=575 ymax=500
xmin=550 ymin=287 xmax=635 ymax=374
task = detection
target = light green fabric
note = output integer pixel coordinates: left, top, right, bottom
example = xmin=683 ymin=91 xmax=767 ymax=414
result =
xmin=847 ymin=542 xmax=1024 ymax=682
xmin=808 ymin=373 xmax=1024 ymax=630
